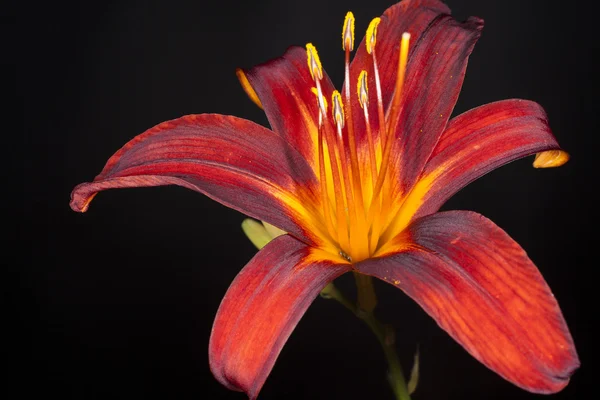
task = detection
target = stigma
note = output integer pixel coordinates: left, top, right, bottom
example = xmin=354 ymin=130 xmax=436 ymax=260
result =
xmin=306 ymin=13 xmax=411 ymax=263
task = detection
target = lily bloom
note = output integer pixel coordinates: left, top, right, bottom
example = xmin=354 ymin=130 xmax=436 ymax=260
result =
xmin=70 ymin=0 xmax=578 ymax=398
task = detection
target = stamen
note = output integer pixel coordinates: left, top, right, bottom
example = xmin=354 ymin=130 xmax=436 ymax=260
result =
xmin=332 ymin=90 xmax=357 ymax=251
xmin=342 ymin=12 xmax=355 ymax=51
xmin=367 ymin=18 xmax=387 ymax=155
xmin=306 ymin=43 xmax=347 ymax=251
xmin=342 ymin=12 xmax=367 ymax=256
xmin=366 ymin=24 xmax=390 ymax=253
xmin=358 ymin=70 xmax=382 ymax=254
xmin=323 ymin=120 xmax=351 ymax=252
xmin=357 ymin=70 xmax=378 ymax=192
xmin=306 ymin=43 xmax=323 ymax=80
xmin=332 ymin=90 xmax=345 ymax=128
xmin=302 ymin=24 xmax=413 ymax=260
xmin=317 ymin=111 xmax=337 ymax=242
xmin=366 ymin=18 xmax=381 ymax=55
xmin=311 ymin=87 xmax=328 ymax=115
xmin=357 ymin=70 xmax=369 ymax=108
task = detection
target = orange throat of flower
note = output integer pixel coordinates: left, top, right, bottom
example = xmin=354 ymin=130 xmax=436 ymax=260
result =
xmin=301 ymin=14 xmax=417 ymax=264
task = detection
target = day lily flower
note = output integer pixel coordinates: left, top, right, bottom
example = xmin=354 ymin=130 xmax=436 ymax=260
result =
xmin=70 ymin=0 xmax=579 ymax=398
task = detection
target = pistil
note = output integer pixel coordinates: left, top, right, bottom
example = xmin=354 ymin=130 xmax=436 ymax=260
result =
xmin=368 ymin=33 xmax=411 ymax=230
xmin=332 ymin=90 xmax=358 ymax=252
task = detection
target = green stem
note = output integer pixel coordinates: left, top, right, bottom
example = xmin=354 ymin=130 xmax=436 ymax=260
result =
xmin=320 ymin=281 xmax=411 ymax=400
xmin=353 ymin=272 xmax=377 ymax=312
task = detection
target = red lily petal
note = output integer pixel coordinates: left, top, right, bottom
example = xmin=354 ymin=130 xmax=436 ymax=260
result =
xmin=70 ymin=114 xmax=318 ymax=242
xmin=209 ymin=234 xmax=349 ymax=399
xmin=241 ymin=46 xmax=336 ymax=170
xmin=414 ymin=100 xmax=565 ymax=218
xmin=390 ymin=14 xmax=483 ymax=194
xmin=357 ymin=211 xmax=579 ymax=393
xmin=347 ymin=0 xmax=450 ymax=139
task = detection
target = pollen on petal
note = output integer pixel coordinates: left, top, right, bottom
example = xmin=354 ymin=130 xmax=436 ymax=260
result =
xmin=305 ymin=43 xmax=323 ymax=81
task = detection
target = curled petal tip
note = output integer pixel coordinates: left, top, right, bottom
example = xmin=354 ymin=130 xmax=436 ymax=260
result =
xmin=70 ymin=183 xmax=96 ymax=212
xmin=533 ymin=149 xmax=570 ymax=168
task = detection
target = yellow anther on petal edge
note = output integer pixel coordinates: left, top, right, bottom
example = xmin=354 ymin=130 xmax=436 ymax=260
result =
xmin=533 ymin=150 xmax=570 ymax=168
xmin=357 ymin=70 xmax=369 ymax=108
xmin=332 ymin=90 xmax=345 ymax=128
xmin=342 ymin=11 xmax=355 ymax=51
xmin=235 ymin=68 xmax=263 ymax=109
xmin=366 ymin=17 xmax=381 ymax=54
xmin=306 ymin=43 xmax=323 ymax=81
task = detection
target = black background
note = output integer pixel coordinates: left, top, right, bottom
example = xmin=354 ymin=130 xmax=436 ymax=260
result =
xmin=15 ymin=0 xmax=598 ymax=399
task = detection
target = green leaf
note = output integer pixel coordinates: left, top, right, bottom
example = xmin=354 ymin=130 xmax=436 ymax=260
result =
xmin=407 ymin=345 xmax=420 ymax=395
xmin=263 ymin=221 xmax=286 ymax=239
xmin=241 ymin=219 xmax=273 ymax=250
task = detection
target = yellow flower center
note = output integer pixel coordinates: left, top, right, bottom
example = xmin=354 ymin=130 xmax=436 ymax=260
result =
xmin=305 ymin=14 xmax=413 ymax=264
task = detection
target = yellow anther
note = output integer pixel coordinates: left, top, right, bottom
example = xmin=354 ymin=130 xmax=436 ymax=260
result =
xmin=306 ymin=43 xmax=323 ymax=81
xmin=342 ymin=11 xmax=355 ymax=51
xmin=533 ymin=150 xmax=570 ymax=168
xmin=357 ymin=70 xmax=369 ymax=109
xmin=235 ymin=68 xmax=263 ymax=109
xmin=366 ymin=18 xmax=381 ymax=54
xmin=332 ymin=90 xmax=345 ymax=128
xmin=311 ymin=87 xmax=328 ymax=112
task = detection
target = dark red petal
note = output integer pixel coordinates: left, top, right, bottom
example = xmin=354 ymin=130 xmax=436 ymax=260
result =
xmin=70 ymin=114 xmax=318 ymax=242
xmin=391 ymin=14 xmax=483 ymax=194
xmin=209 ymin=235 xmax=349 ymax=399
xmin=356 ymin=211 xmax=579 ymax=393
xmin=347 ymin=0 xmax=450 ymax=139
xmin=416 ymin=100 xmax=564 ymax=218
xmin=242 ymin=46 xmax=336 ymax=169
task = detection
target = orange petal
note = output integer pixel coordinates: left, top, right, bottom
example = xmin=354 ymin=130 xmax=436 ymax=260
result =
xmin=209 ymin=235 xmax=349 ymax=398
xmin=357 ymin=211 xmax=579 ymax=393
xmin=347 ymin=0 xmax=450 ymax=146
xmin=70 ymin=114 xmax=318 ymax=242
xmin=415 ymin=99 xmax=567 ymax=219
xmin=389 ymin=14 xmax=483 ymax=195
